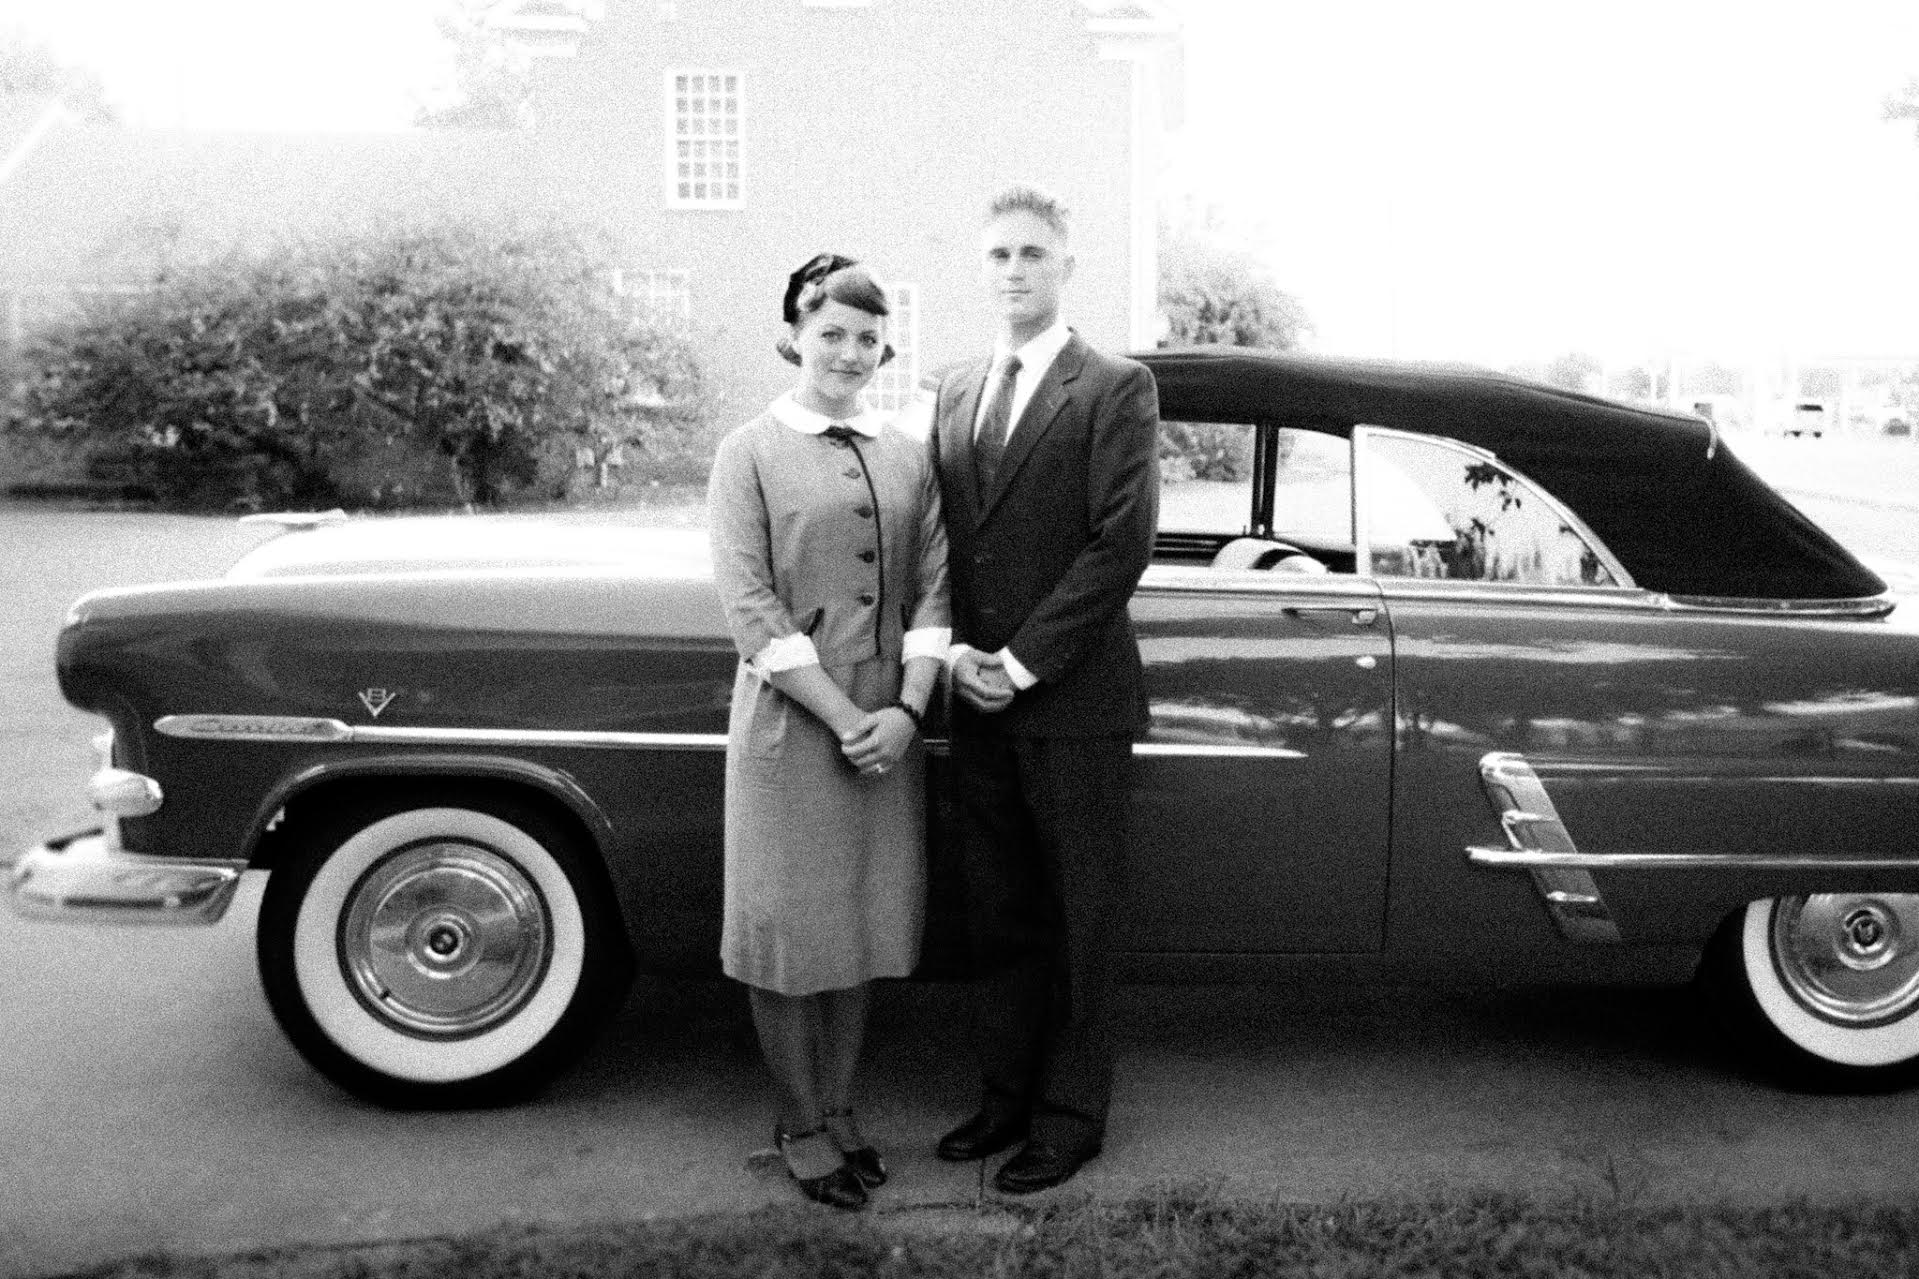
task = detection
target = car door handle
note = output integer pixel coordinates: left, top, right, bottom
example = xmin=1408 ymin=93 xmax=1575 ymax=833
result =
xmin=1283 ymin=605 xmax=1379 ymax=626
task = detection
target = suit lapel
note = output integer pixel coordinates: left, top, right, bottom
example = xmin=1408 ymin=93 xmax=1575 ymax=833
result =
xmin=940 ymin=361 xmax=990 ymax=520
xmin=977 ymin=335 xmax=1087 ymax=524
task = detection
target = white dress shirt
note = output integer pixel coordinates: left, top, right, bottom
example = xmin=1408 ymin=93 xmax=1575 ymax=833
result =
xmin=972 ymin=321 xmax=1073 ymax=447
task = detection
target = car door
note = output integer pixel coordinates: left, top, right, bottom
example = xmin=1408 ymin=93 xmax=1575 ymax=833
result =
xmin=1121 ymin=423 xmax=1394 ymax=954
xmin=1353 ymin=425 xmax=1919 ymax=958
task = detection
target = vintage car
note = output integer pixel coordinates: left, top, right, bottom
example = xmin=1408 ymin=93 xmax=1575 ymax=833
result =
xmin=11 ymin=349 xmax=1919 ymax=1107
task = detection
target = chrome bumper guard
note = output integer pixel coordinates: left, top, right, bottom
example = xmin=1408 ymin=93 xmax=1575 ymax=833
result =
xmin=6 ymin=829 xmax=244 ymax=925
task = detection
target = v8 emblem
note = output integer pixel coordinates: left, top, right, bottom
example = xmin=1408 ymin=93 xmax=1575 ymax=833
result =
xmin=358 ymin=688 xmax=396 ymax=719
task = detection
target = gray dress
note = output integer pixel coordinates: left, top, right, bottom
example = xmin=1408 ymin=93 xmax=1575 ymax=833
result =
xmin=707 ymin=402 xmax=951 ymax=996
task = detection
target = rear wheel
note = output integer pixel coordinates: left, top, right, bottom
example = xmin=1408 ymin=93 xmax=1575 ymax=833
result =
xmin=1704 ymin=895 xmax=1919 ymax=1089
xmin=258 ymin=793 xmax=627 ymax=1107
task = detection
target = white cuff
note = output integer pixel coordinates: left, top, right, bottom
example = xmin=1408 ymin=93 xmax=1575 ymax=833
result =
xmin=903 ymin=626 xmax=953 ymax=664
xmin=751 ymin=632 xmax=820 ymax=674
xmin=998 ymin=648 xmax=1038 ymax=690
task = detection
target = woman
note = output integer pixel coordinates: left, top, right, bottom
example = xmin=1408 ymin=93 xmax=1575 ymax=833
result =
xmin=706 ymin=254 xmax=950 ymax=1210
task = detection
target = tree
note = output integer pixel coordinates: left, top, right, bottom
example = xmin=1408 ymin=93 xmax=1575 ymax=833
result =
xmin=1156 ymin=219 xmax=1311 ymax=482
xmin=414 ymin=2 xmax=533 ymax=129
xmin=1543 ymin=352 xmax=1601 ymax=393
xmin=1885 ymin=77 xmax=1919 ymax=142
xmin=1158 ymin=222 xmax=1311 ymax=351
xmin=0 ymin=31 xmax=115 ymax=121
xmin=8 ymin=219 xmax=708 ymax=511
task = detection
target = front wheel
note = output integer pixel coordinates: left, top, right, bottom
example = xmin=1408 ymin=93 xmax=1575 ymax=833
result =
xmin=1704 ymin=894 xmax=1919 ymax=1089
xmin=258 ymin=793 xmax=627 ymax=1107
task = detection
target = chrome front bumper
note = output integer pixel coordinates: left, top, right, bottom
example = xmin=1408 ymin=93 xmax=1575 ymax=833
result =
xmin=6 ymin=829 xmax=244 ymax=925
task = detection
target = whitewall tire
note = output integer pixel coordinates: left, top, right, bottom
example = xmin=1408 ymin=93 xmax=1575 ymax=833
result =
xmin=258 ymin=793 xmax=626 ymax=1107
xmin=1708 ymin=894 xmax=1919 ymax=1088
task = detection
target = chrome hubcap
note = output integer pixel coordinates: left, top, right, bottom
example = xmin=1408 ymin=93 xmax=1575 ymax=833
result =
xmin=1772 ymin=894 xmax=1919 ymax=1026
xmin=341 ymin=840 xmax=550 ymax=1038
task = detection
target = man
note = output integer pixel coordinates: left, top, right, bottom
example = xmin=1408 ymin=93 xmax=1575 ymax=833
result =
xmin=929 ymin=185 xmax=1160 ymax=1193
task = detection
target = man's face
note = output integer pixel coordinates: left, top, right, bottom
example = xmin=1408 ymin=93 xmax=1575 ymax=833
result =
xmin=980 ymin=210 xmax=1073 ymax=335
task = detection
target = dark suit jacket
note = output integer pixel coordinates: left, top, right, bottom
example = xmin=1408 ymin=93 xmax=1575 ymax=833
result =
xmin=931 ymin=332 xmax=1160 ymax=738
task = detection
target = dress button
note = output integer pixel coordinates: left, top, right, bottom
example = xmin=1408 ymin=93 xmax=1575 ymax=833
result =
xmin=859 ymin=550 xmax=876 ymax=563
xmin=858 ymin=593 xmax=875 ymax=605
xmin=843 ymin=467 xmax=861 ymax=479
xmin=855 ymin=505 xmax=873 ymax=518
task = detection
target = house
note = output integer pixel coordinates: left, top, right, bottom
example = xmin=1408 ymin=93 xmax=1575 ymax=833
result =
xmin=1 ymin=0 xmax=1181 ymax=477
xmin=486 ymin=0 xmax=1181 ymax=426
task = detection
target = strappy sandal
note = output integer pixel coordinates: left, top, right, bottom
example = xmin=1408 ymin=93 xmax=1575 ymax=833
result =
xmin=774 ymin=1122 xmax=868 ymax=1210
xmin=824 ymin=1107 xmax=887 ymax=1189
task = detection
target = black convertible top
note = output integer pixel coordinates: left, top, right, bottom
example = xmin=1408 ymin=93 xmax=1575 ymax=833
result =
xmin=1139 ymin=349 xmax=1885 ymax=601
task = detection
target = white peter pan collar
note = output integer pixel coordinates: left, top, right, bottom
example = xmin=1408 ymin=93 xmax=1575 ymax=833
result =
xmin=770 ymin=392 xmax=883 ymax=438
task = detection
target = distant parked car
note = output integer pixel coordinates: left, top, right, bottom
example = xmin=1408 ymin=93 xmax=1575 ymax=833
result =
xmin=10 ymin=349 xmax=1919 ymax=1108
xmin=1784 ymin=400 xmax=1830 ymax=437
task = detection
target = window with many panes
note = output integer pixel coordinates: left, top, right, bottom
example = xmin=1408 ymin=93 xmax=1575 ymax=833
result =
xmin=613 ymin=268 xmax=690 ymax=328
xmin=864 ymin=283 xmax=918 ymax=417
xmin=665 ymin=71 xmax=741 ymax=207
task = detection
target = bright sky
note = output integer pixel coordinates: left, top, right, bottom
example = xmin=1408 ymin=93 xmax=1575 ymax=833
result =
xmin=4 ymin=0 xmax=1918 ymax=366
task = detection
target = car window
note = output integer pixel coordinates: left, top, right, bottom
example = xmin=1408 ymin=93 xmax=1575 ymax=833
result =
xmin=1158 ymin=421 xmax=1254 ymax=535
xmin=1362 ymin=432 xmax=1619 ymax=587
xmin=1271 ymin=427 xmax=1351 ymax=548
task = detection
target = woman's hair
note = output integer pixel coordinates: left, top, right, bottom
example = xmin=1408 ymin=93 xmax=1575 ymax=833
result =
xmin=777 ymin=255 xmax=892 ymax=365
xmin=795 ymin=263 xmax=890 ymax=322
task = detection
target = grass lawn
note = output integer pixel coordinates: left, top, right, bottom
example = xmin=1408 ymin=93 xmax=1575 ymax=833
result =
xmin=66 ymin=1191 xmax=1919 ymax=1279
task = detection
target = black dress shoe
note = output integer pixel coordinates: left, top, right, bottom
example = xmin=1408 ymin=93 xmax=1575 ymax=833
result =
xmin=936 ymin=1110 xmax=1029 ymax=1162
xmin=824 ymin=1109 xmax=886 ymax=1188
xmin=775 ymin=1124 xmax=868 ymax=1211
xmin=993 ymin=1137 xmax=1102 ymax=1194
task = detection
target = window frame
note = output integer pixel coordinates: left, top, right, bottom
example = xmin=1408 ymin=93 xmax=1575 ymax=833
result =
xmin=1352 ymin=425 xmax=1635 ymax=590
xmin=613 ymin=267 xmax=691 ymax=328
xmin=863 ymin=282 xmax=919 ymax=417
xmin=662 ymin=69 xmax=743 ymax=209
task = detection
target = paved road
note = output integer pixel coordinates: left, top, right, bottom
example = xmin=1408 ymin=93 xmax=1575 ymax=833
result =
xmin=4 ymin=477 xmax=1919 ymax=1276
xmin=9 ymin=886 xmax=1919 ymax=1277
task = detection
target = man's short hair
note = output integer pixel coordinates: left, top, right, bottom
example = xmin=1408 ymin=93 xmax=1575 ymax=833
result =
xmin=986 ymin=185 xmax=1070 ymax=240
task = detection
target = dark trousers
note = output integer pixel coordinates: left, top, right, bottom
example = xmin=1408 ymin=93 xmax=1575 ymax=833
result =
xmin=950 ymin=730 xmax=1132 ymax=1149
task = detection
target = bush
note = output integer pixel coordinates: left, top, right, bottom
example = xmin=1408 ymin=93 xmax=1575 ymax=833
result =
xmin=5 ymin=220 xmax=708 ymax=511
xmin=1158 ymin=420 xmax=1252 ymax=483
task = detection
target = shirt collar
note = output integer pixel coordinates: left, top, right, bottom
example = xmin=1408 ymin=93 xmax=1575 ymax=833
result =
xmin=769 ymin=391 xmax=883 ymax=437
xmin=995 ymin=321 xmax=1073 ymax=376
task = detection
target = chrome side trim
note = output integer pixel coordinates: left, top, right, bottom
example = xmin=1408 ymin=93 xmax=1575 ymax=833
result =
xmin=1135 ymin=742 xmax=1307 ymax=759
xmin=8 ymin=830 xmax=245 ymax=926
xmin=1467 ymin=847 xmax=1919 ymax=872
xmin=1660 ymin=592 xmax=1897 ymax=619
xmin=156 ymin=715 xmax=353 ymax=742
xmin=1372 ymin=581 xmax=1664 ymax=611
xmin=1139 ymin=567 xmax=1383 ymax=601
xmin=156 ymin=714 xmax=1305 ymax=760
xmin=1474 ymin=751 xmax=1621 ymax=944
xmin=358 ymin=726 xmax=727 ymax=750
xmin=156 ymin=715 xmax=729 ymax=751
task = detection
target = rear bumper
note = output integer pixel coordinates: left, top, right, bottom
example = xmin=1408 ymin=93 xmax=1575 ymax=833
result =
xmin=6 ymin=828 xmax=244 ymax=926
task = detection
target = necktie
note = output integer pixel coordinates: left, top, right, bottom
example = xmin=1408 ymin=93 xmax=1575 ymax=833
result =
xmin=822 ymin=424 xmax=858 ymax=443
xmin=972 ymin=355 xmax=1021 ymax=490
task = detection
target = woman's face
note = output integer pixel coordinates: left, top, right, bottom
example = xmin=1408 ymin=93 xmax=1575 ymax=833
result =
xmin=793 ymin=299 xmax=886 ymax=411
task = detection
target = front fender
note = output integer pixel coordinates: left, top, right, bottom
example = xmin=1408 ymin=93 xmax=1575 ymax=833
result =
xmin=243 ymin=752 xmax=617 ymax=872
